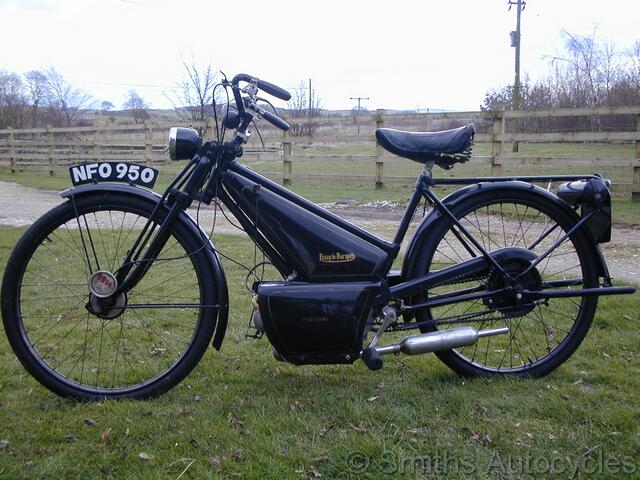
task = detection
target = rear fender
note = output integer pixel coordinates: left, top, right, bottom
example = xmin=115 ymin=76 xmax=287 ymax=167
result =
xmin=60 ymin=184 xmax=230 ymax=349
xmin=402 ymin=181 xmax=609 ymax=280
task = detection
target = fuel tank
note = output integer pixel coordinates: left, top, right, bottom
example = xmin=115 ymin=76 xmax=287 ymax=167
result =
xmin=222 ymin=170 xmax=388 ymax=281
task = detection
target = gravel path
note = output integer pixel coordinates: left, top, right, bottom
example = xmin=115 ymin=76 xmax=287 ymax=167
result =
xmin=1 ymin=181 xmax=638 ymax=282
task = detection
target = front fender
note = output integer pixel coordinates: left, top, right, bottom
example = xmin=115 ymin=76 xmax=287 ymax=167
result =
xmin=402 ymin=181 xmax=609 ymax=280
xmin=60 ymin=184 xmax=230 ymax=349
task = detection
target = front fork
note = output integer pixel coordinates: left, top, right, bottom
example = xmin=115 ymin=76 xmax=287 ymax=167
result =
xmin=112 ymin=155 xmax=212 ymax=295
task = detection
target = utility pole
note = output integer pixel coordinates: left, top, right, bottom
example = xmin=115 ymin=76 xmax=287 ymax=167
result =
xmin=509 ymin=0 xmax=525 ymax=152
xmin=308 ymin=78 xmax=313 ymax=134
xmin=350 ymin=96 xmax=369 ymax=136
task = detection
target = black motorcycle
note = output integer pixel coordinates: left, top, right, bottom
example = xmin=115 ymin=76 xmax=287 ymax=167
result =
xmin=1 ymin=74 xmax=635 ymax=400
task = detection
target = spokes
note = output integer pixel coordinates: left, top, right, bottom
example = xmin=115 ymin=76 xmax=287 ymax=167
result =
xmin=426 ymin=200 xmax=588 ymax=372
xmin=19 ymin=207 xmax=202 ymax=390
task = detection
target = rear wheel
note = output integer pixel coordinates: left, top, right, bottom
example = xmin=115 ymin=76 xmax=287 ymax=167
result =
xmin=1 ymin=192 xmax=219 ymax=400
xmin=410 ymin=188 xmax=599 ymax=377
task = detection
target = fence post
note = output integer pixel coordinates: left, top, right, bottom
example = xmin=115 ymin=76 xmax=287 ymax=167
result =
xmin=282 ymin=126 xmax=292 ymax=186
xmin=204 ymin=117 xmax=214 ymax=141
xmin=94 ymin=126 xmax=101 ymax=164
xmin=375 ymin=109 xmax=385 ymax=188
xmin=633 ymin=113 xmax=640 ymax=201
xmin=491 ymin=110 xmax=504 ymax=176
xmin=8 ymin=127 xmax=16 ymax=173
xmin=73 ymin=135 xmax=79 ymax=165
xmin=144 ymin=121 xmax=153 ymax=167
xmin=47 ymin=125 xmax=55 ymax=175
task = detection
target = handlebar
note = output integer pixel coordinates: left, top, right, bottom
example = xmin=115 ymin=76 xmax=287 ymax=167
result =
xmin=257 ymin=79 xmax=291 ymax=102
xmin=262 ymin=110 xmax=290 ymax=131
xmin=230 ymin=73 xmax=291 ymax=132
xmin=231 ymin=73 xmax=291 ymax=101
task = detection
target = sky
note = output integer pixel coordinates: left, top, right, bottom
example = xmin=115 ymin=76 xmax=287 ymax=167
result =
xmin=0 ymin=0 xmax=638 ymax=112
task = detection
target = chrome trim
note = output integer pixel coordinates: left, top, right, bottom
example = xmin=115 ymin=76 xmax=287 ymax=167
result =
xmin=169 ymin=127 xmax=178 ymax=161
xmin=373 ymin=326 xmax=509 ymax=356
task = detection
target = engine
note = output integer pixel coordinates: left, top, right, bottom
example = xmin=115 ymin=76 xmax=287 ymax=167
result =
xmin=254 ymin=281 xmax=381 ymax=365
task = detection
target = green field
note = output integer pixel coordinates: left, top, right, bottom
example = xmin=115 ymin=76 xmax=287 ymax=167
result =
xmin=0 ymin=226 xmax=638 ymax=479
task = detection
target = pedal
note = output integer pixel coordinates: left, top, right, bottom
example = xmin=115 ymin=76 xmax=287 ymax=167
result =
xmin=361 ymin=347 xmax=383 ymax=371
xmin=361 ymin=305 xmax=396 ymax=371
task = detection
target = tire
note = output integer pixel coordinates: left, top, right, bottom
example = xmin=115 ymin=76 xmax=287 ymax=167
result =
xmin=1 ymin=192 xmax=219 ymax=400
xmin=409 ymin=188 xmax=599 ymax=377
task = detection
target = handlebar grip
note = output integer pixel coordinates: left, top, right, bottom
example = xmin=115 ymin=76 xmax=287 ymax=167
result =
xmin=257 ymin=79 xmax=291 ymax=101
xmin=231 ymin=73 xmax=291 ymax=101
xmin=262 ymin=111 xmax=290 ymax=131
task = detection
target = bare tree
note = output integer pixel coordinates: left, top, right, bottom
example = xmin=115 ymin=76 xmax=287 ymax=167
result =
xmin=608 ymin=41 xmax=640 ymax=109
xmin=287 ymin=80 xmax=322 ymax=137
xmin=484 ymin=29 xmax=639 ymax=111
xmin=123 ymin=90 xmax=149 ymax=124
xmin=482 ymin=29 xmax=640 ymax=133
xmin=557 ymin=29 xmax=599 ymax=107
xmin=100 ymin=100 xmax=115 ymax=112
xmin=0 ymin=69 xmax=27 ymax=129
xmin=625 ymin=40 xmax=640 ymax=89
xmin=166 ymin=57 xmax=220 ymax=131
xmin=23 ymin=70 xmax=50 ymax=128
xmin=599 ymin=39 xmax=619 ymax=103
xmin=44 ymin=66 xmax=93 ymax=126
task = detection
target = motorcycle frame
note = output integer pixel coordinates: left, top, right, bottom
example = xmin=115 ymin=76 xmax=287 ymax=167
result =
xmin=58 ymin=143 xmax=636 ymax=356
xmin=69 ymin=142 xmax=630 ymax=318
xmin=215 ymin=158 xmax=631 ymax=306
xmin=60 ymin=73 xmax=632 ymax=321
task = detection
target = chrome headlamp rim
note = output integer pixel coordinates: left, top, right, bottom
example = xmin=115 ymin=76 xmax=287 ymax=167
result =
xmin=168 ymin=127 xmax=178 ymax=161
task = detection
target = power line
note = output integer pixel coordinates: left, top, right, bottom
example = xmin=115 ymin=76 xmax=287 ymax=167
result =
xmin=70 ymin=80 xmax=177 ymax=89
xmin=350 ymin=96 xmax=369 ymax=136
xmin=350 ymin=96 xmax=369 ymax=111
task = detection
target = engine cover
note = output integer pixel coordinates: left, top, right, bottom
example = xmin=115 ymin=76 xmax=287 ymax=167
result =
xmin=256 ymin=281 xmax=380 ymax=364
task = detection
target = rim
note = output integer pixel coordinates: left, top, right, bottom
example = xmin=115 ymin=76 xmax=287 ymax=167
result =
xmin=424 ymin=199 xmax=592 ymax=373
xmin=16 ymin=204 xmax=204 ymax=393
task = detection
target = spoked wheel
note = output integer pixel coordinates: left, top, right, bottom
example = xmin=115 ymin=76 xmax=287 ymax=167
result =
xmin=411 ymin=188 xmax=599 ymax=377
xmin=1 ymin=192 xmax=219 ymax=400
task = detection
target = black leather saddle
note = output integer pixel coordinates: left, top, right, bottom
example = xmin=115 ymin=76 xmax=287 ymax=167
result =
xmin=375 ymin=124 xmax=474 ymax=169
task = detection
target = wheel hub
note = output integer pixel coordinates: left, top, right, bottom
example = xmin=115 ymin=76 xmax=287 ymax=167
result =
xmin=484 ymin=251 xmax=542 ymax=317
xmin=86 ymin=270 xmax=127 ymax=319
xmin=86 ymin=292 xmax=128 ymax=319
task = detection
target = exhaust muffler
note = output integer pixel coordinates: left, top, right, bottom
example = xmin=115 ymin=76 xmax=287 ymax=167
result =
xmin=376 ymin=326 xmax=509 ymax=356
xmin=361 ymin=326 xmax=509 ymax=370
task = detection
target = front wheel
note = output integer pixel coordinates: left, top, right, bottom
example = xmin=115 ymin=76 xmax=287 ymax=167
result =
xmin=2 ymin=192 xmax=220 ymax=400
xmin=409 ymin=188 xmax=599 ymax=377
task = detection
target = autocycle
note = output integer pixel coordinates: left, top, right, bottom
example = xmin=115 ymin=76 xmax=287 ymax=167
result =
xmin=1 ymin=73 xmax=636 ymax=400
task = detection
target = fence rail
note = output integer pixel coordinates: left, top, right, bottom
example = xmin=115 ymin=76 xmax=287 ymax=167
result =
xmin=1 ymin=106 xmax=639 ymax=198
xmin=257 ymin=106 xmax=640 ymax=197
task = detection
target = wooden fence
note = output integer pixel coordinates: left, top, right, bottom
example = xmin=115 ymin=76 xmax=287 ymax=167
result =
xmin=258 ymin=106 xmax=640 ymax=197
xmin=0 ymin=106 xmax=639 ymax=198
xmin=0 ymin=122 xmax=168 ymax=172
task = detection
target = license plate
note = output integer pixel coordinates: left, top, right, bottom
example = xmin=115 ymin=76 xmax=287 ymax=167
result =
xmin=69 ymin=162 xmax=159 ymax=188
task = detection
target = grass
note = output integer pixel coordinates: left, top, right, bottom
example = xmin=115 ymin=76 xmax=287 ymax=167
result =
xmin=0 ymin=225 xmax=639 ymax=479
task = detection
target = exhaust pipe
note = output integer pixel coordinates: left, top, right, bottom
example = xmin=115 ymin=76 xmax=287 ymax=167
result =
xmin=376 ymin=326 xmax=509 ymax=356
xmin=361 ymin=326 xmax=509 ymax=370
